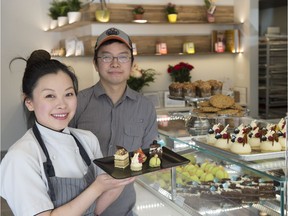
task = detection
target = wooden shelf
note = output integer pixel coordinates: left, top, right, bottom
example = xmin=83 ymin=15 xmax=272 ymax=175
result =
xmin=59 ymin=35 xmax=240 ymax=57
xmin=47 ymin=3 xmax=236 ymax=32
xmin=51 ymin=3 xmax=240 ymax=57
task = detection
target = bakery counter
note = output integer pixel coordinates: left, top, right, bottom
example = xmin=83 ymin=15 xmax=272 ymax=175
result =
xmin=148 ymin=116 xmax=288 ymax=215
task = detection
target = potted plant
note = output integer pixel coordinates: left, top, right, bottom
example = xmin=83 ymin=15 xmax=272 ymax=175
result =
xmin=95 ymin=0 xmax=110 ymax=22
xmin=67 ymin=0 xmax=82 ymax=24
xmin=166 ymin=3 xmax=178 ymax=23
xmin=132 ymin=5 xmax=145 ymax=20
xmin=167 ymin=62 xmax=194 ymax=83
xmin=127 ymin=64 xmax=157 ymax=92
xmin=48 ymin=0 xmax=61 ymax=29
xmin=57 ymin=0 xmax=69 ymax=26
xmin=204 ymin=0 xmax=216 ymax=22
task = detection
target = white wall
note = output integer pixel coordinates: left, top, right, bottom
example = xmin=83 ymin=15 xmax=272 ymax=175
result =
xmin=1 ymin=0 xmax=254 ymax=151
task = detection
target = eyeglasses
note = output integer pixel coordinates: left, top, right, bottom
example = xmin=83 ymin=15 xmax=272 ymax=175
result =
xmin=97 ymin=55 xmax=131 ymax=63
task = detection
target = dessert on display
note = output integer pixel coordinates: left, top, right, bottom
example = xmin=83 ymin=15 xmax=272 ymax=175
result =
xmin=149 ymin=140 xmax=163 ymax=157
xmin=149 ymin=154 xmax=161 ymax=167
xmin=208 ymin=79 xmax=223 ymax=95
xmin=169 ymin=82 xmax=183 ymax=97
xmin=260 ymin=130 xmax=281 ymax=152
xmin=276 ymin=118 xmax=286 ymax=150
xmin=135 ymin=148 xmax=147 ymax=163
xmin=230 ymin=130 xmax=252 ymax=154
xmin=248 ymin=127 xmax=262 ymax=150
xmin=130 ymin=153 xmax=143 ymax=171
xmin=182 ymin=82 xmax=196 ymax=97
xmin=206 ymin=123 xmax=224 ymax=145
xmin=114 ymin=147 xmax=129 ymax=169
xmin=214 ymin=125 xmax=232 ymax=150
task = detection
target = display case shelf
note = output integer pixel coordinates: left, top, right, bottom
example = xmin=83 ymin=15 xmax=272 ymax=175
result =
xmin=135 ymin=116 xmax=287 ymax=215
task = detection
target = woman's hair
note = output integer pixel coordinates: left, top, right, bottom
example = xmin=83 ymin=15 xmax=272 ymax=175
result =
xmin=10 ymin=49 xmax=78 ymax=128
xmin=93 ymin=39 xmax=134 ymax=66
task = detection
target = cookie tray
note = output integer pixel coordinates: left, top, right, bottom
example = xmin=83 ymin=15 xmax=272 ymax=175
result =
xmin=93 ymin=147 xmax=190 ymax=179
xmin=190 ymin=136 xmax=285 ymax=162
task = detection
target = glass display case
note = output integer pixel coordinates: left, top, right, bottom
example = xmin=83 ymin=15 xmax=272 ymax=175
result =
xmin=137 ymin=115 xmax=287 ymax=216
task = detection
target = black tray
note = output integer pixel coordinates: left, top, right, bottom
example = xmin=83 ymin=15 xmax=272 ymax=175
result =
xmin=93 ymin=147 xmax=189 ymax=179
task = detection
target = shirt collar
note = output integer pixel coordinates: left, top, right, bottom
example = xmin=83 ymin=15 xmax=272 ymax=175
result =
xmin=93 ymin=81 xmax=138 ymax=101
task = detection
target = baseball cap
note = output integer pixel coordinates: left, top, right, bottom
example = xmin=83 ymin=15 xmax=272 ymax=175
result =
xmin=94 ymin=27 xmax=132 ymax=51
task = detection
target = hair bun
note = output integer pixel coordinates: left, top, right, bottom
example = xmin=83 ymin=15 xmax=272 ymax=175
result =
xmin=27 ymin=50 xmax=51 ymax=67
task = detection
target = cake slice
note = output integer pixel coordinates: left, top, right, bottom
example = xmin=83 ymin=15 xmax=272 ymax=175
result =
xmin=114 ymin=147 xmax=129 ymax=169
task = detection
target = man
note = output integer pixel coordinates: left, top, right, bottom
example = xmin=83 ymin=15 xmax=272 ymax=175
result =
xmin=70 ymin=27 xmax=158 ymax=216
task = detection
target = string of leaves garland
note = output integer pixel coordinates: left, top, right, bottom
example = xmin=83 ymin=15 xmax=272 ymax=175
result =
xmin=167 ymin=62 xmax=194 ymax=83
xmin=127 ymin=64 xmax=158 ymax=92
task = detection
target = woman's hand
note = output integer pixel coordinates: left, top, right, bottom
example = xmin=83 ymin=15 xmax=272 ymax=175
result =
xmin=93 ymin=174 xmax=135 ymax=194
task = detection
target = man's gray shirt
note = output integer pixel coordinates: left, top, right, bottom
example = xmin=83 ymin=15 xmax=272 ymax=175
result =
xmin=70 ymin=82 xmax=158 ymax=216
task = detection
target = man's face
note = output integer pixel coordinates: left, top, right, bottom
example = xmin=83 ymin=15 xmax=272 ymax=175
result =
xmin=95 ymin=42 xmax=132 ymax=87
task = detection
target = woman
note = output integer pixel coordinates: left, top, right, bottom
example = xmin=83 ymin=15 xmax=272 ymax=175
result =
xmin=0 ymin=50 xmax=134 ymax=216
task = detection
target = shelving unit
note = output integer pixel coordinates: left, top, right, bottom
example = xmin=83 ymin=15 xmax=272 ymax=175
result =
xmin=258 ymin=36 xmax=288 ymax=119
xmin=48 ymin=3 xmax=242 ymax=57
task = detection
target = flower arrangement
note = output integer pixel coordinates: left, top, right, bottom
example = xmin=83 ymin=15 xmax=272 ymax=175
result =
xmin=128 ymin=64 xmax=157 ymax=92
xmin=167 ymin=62 xmax=194 ymax=83
xmin=132 ymin=5 xmax=145 ymax=15
xmin=166 ymin=3 xmax=177 ymax=14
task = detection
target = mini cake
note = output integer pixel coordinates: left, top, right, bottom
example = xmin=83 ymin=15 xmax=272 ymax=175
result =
xmin=276 ymin=118 xmax=286 ymax=150
xmin=208 ymin=79 xmax=223 ymax=95
xmin=114 ymin=147 xmax=129 ymax=169
xmin=197 ymin=81 xmax=212 ymax=97
xmin=260 ymin=130 xmax=281 ymax=152
xmin=206 ymin=123 xmax=224 ymax=145
xmin=169 ymin=82 xmax=184 ymax=97
xmin=248 ymin=127 xmax=262 ymax=150
xmin=214 ymin=125 xmax=232 ymax=150
xmin=233 ymin=123 xmax=245 ymax=134
xmin=149 ymin=140 xmax=163 ymax=157
xmin=130 ymin=153 xmax=142 ymax=171
xmin=135 ymin=148 xmax=147 ymax=163
xmin=230 ymin=131 xmax=251 ymax=154
xmin=149 ymin=154 xmax=161 ymax=168
xmin=182 ymin=82 xmax=196 ymax=97
xmin=277 ymin=128 xmax=286 ymax=150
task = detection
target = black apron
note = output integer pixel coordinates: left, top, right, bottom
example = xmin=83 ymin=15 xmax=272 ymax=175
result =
xmin=33 ymin=124 xmax=96 ymax=215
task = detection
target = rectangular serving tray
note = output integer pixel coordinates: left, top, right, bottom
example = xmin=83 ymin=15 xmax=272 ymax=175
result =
xmin=191 ymin=136 xmax=285 ymax=161
xmin=93 ymin=147 xmax=190 ymax=179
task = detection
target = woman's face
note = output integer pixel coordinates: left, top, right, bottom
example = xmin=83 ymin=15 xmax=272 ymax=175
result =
xmin=25 ymin=71 xmax=77 ymax=131
xmin=95 ymin=42 xmax=132 ymax=87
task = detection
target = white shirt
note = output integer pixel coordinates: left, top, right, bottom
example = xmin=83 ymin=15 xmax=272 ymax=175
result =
xmin=1 ymin=123 xmax=103 ymax=216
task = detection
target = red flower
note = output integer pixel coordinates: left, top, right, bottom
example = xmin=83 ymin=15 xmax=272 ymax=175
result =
xmin=167 ymin=62 xmax=194 ymax=83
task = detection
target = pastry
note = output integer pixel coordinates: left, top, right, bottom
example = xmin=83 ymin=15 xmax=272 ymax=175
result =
xmin=197 ymin=81 xmax=211 ymax=97
xmin=169 ymin=82 xmax=184 ymax=97
xmin=214 ymin=124 xmax=232 ymax=150
xmin=182 ymin=82 xmax=196 ymax=97
xmin=276 ymin=118 xmax=286 ymax=150
xmin=114 ymin=147 xmax=129 ymax=169
xmin=206 ymin=123 xmax=224 ymax=145
xmin=208 ymin=79 xmax=223 ymax=95
xmin=230 ymin=130 xmax=251 ymax=154
xmin=248 ymin=127 xmax=262 ymax=150
xmin=149 ymin=140 xmax=162 ymax=157
xmin=260 ymin=130 xmax=281 ymax=152
xmin=130 ymin=153 xmax=142 ymax=171
xmin=135 ymin=148 xmax=147 ymax=163
xmin=209 ymin=94 xmax=235 ymax=109
xmin=149 ymin=154 xmax=161 ymax=167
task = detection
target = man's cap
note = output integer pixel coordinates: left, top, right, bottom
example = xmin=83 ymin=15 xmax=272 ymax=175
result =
xmin=94 ymin=27 xmax=132 ymax=51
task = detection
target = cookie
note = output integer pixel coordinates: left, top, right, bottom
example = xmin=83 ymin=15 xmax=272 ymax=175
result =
xmin=198 ymin=101 xmax=211 ymax=107
xmin=217 ymin=109 xmax=239 ymax=116
xmin=209 ymin=94 xmax=235 ymax=109
xmin=200 ymin=106 xmax=221 ymax=113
